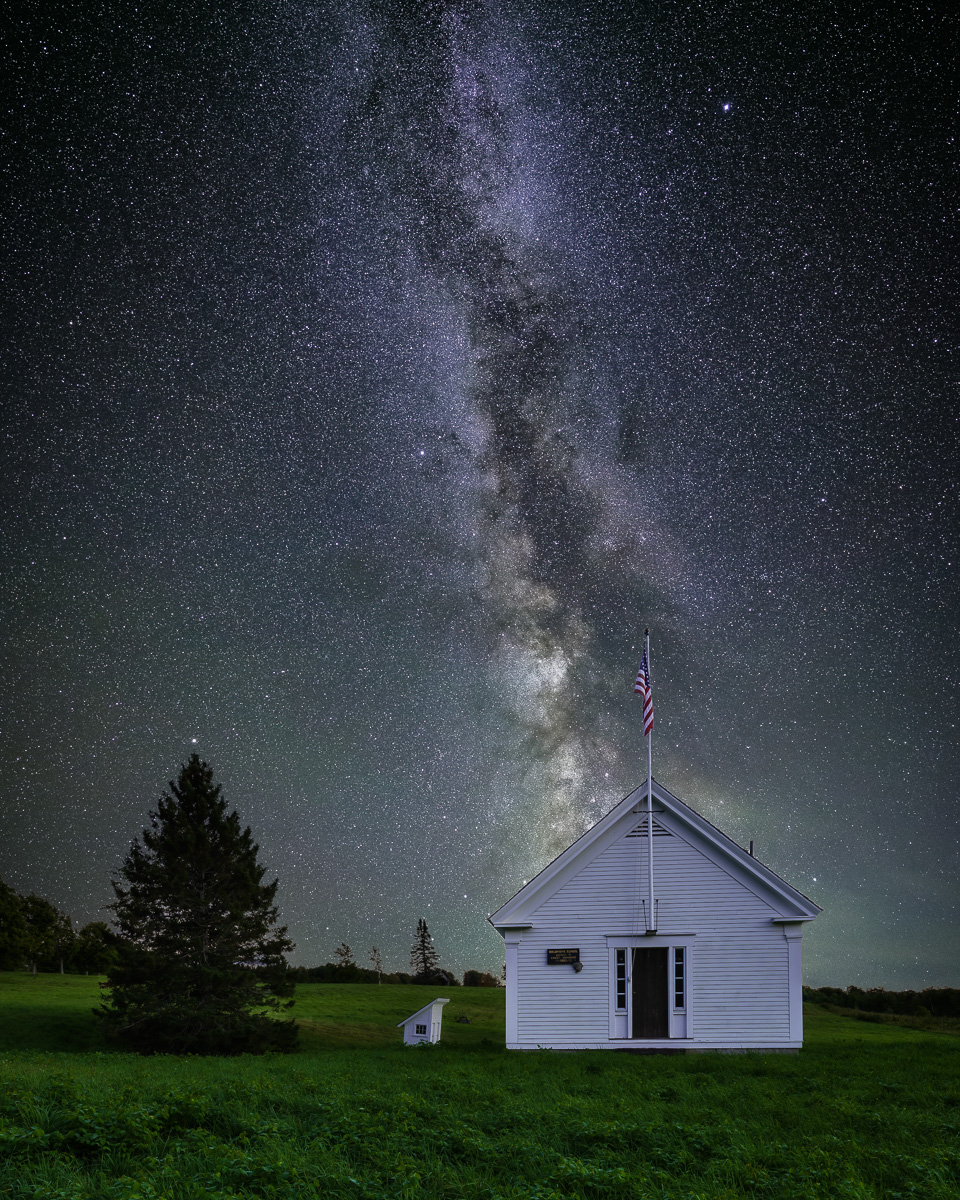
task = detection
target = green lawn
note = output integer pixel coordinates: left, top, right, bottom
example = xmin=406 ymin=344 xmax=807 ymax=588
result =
xmin=293 ymin=982 xmax=506 ymax=1052
xmin=0 ymin=972 xmax=111 ymax=1053
xmin=0 ymin=974 xmax=957 ymax=1199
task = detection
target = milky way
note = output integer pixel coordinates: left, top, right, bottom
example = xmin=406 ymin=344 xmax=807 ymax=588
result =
xmin=1 ymin=0 xmax=956 ymax=986
xmin=345 ymin=5 xmax=630 ymax=860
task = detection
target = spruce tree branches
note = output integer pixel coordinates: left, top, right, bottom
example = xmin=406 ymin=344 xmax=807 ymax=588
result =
xmin=101 ymin=754 xmax=296 ymax=1054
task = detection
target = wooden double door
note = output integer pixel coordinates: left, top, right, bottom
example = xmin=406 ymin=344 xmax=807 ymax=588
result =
xmin=632 ymin=947 xmax=669 ymax=1038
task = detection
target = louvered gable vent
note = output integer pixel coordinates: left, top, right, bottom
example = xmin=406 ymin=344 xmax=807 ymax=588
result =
xmin=626 ymin=818 xmax=671 ymax=837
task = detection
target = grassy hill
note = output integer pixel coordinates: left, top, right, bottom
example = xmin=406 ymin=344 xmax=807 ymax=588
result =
xmin=0 ymin=973 xmax=505 ymax=1054
xmin=0 ymin=973 xmax=957 ymax=1199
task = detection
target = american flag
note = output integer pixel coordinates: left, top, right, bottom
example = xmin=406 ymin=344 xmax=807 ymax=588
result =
xmin=634 ymin=649 xmax=654 ymax=735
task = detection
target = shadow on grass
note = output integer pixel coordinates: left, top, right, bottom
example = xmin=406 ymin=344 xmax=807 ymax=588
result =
xmin=0 ymin=998 xmax=113 ymax=1053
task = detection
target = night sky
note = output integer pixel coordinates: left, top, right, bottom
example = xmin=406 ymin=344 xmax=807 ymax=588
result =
xmin=2 ymin=1 xmax=956 ymax=988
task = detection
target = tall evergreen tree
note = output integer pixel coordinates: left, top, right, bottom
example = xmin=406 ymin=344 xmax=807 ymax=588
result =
xmin=100 ymin=754 xmax=296 ymax=1054
xmin=410 ymin=917 xmax=440 ymax=982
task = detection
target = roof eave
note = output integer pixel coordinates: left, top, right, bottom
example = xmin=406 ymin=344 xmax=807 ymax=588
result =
xmin=489 ymin=778 xmax=822 ymax=925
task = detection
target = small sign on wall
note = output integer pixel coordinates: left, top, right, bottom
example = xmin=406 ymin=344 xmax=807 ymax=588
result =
xmin=547 ymin=948 xmax=582 ymax=971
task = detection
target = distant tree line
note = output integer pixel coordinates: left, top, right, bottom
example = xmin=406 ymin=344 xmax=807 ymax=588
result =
xmin=295 ymin=924 xmax=502 ymax=988
xmin=287 ymin=963 xmax=501 ymax=987
xmin=804 ymin=985 xmax=960 ymax=1019
xmin=1 ymin=875 xmax=504 ymax=990
xmin=0 ymin=877 xmax=118 ymax=976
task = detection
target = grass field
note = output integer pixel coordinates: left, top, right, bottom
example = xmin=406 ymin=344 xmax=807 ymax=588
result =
xmin=0 ymin=975 xmax=957 ymax=1199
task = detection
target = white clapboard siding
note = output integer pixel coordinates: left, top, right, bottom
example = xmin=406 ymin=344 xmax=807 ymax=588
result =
xmin=516 ymin=828 xmax=788 ymax=1046
xmin=491 ymin=781 xmax=820 ymax=1051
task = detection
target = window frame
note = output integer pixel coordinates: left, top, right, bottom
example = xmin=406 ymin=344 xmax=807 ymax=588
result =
xmin=673 ymin=945 xmax=686 ymax=1013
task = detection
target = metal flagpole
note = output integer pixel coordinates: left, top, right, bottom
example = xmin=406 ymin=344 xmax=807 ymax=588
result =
xmin=645 ymin=629 xmax=655 ymax=932
xmin=633 ymin=632 xmax=657 ymax=932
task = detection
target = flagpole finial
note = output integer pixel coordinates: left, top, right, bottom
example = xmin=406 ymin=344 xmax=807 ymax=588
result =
xmin=644 ymin=627 xmax=649 ymax=637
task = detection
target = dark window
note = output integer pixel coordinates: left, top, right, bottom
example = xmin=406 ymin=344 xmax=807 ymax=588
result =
xmin=415 ymin=1023 xmax=427 ymax=1035
xmin=616 ymin=949 xmax=626 ymax=1009
xmin=674 ymin=947 xmax=685 ymax=1010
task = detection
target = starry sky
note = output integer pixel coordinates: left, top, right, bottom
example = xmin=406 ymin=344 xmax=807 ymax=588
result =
xmin=2 ymin=0 xmax=956 ymax=988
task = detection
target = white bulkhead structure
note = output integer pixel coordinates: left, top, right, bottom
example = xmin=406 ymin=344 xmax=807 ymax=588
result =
xmin=397 ymin=998 xmax=449 ymax=1045
xmin=489 ymin=780 xmax=821 ymax=1051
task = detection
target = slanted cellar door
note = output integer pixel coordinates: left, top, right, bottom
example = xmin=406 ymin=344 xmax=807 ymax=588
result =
xmin=632 ymin=947 xmax=669 ymax=1038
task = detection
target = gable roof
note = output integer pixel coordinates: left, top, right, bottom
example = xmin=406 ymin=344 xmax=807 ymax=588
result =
xmin=396 ymin=998 xmax=449 ymax=1027
xmin=488 ymin=778 xmax=821 ymax=929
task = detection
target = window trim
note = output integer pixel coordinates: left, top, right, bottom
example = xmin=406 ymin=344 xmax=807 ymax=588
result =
xmin=615 ymin=947 xmax=627 ymax=1010
xmin=673 ymin=945 xmax=686 ymax=1013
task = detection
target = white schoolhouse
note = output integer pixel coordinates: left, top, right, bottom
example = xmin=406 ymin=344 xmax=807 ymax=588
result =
xmin=489 ymin=780 xmax=821 ymax=1051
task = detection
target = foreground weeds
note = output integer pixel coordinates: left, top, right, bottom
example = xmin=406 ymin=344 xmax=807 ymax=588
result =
xmin=1 ymin=1023 xmax=958 ymax=1200
xmin=0 ymin=984 xmax=957 ymax=1199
